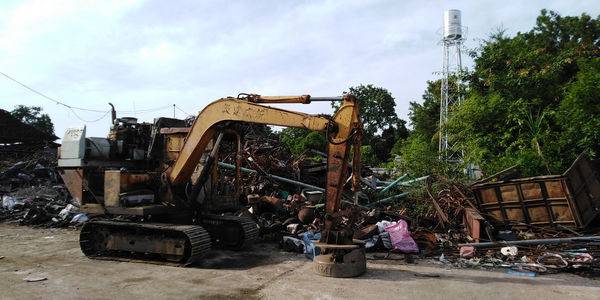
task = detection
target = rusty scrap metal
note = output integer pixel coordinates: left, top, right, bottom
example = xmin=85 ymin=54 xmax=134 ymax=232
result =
xmin=218 ymin=161 xmax=326 ymax=192
xmin=366 ymin=192 xmax=410 ymax=208
xmin=425 ymin=179 xmax=449 ymax=226
xmin=471 ymin=153 xmax=600 ymax=229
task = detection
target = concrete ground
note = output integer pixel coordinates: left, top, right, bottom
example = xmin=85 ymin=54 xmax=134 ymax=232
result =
xmin=0 ymin=223 xmax=598 ymax=300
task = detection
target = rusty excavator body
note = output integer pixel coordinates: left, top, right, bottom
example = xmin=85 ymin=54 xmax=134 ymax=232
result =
xmin=57 ymin=94 xmax=365 ymax=277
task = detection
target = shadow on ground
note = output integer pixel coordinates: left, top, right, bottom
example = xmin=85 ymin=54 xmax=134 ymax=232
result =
xmin=193 ymin=243 xmax=305 ymax=269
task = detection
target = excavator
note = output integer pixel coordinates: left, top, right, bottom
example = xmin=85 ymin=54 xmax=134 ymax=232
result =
xmin=57 ymin=93 xmax=365 ymax=277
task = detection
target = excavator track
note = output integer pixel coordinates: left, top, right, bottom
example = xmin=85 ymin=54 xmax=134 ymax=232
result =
xmin=201 ymin=215 xmax=259 ymax=250
xmin=80 ymin=220 xmax=211 ymax=266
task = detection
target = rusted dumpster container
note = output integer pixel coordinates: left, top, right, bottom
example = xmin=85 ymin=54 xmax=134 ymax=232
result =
xmin=472 ymin=153 xmax=600 ymax=229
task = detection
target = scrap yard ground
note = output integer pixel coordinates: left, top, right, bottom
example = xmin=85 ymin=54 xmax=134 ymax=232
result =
xmin=0 ymin=224 xmax=598 ymax=300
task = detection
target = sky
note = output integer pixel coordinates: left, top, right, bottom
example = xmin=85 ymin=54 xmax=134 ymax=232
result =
xmin=1 ymin=0 xmax=598 ymax=140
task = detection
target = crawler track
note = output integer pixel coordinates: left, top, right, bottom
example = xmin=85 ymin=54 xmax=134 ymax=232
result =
xmin=201 ymin=215 xmax=259 ymax=250
xmin=80 ymin=220 xmax=211 ymax=266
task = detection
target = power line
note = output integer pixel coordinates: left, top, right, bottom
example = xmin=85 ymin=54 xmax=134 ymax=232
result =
xmin=119 ymin=104 xmax=173 ymax=114
xmin=0 ymin=70 xmax=115 ymax=123
xmin=0 ymin=70 xmax=109 ymax=113
xmin=70 ymin=110 xmax=111 ymax=123
xmin=175 ymin=105 xmax=192 ymax=116
xmin=0 ymin=70 xmax=193 ymax=122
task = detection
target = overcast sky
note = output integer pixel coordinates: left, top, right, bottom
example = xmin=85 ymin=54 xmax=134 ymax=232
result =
xmin=1 ymin=0 xmax=598 ymax=139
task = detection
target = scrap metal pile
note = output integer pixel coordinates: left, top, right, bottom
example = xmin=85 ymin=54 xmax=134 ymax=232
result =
xmin=224 ymin=127 xmax=600 ymax=277
xmin=0 ymin=149 xmax=87 ymax=227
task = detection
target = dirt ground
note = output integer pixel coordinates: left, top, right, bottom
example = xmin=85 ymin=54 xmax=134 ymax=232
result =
xmin=0 ymin=223 xmax=598 ymax=300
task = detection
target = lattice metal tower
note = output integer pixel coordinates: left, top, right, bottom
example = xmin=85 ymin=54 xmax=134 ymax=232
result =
xmin=439 ymin=9 xmax=465 ymax=165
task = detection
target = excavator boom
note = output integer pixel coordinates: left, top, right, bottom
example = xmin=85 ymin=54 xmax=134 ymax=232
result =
xmin=168 ymin=96 xmax=334 ymax=185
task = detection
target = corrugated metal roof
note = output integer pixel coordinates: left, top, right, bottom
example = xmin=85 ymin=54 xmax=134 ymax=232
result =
xmin=0 ymin=109 xmax=58 ymax=143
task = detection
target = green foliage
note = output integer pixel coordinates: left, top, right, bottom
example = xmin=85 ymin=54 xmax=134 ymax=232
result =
xmin=408 ymin=80 xmax=441 ymax=138
xmin=10 ymin=105 xmax=55 ymax=136
xmin=395 ymin=134 xmax=440 ymax=177
xmin=395 ymin=10 xmax=600 ymax=178
xmin=332 ymin=84 xmax=409 ymax=165
xmin=556 ymin=57 xmax=600 ymax=159
xmin=370 ymin=119 xmax=408 ymax=164
xmin=279 ymin=84 xmax=409 ymax=166
xmin=278 ymin=9 xmax=600 ymax=178
xmin=279 ymin=127 xmax=327 ymax=157
xmin=359 ymin=145 xmax=378 ymax=166
xmin=395 ymin=80 xmax=445 ymax=176
xmin=452 ymin=10 xmax=600 ymax=176
xmin=333 ymin=84 xmax=400 ymax=143
xmin=386 ymin=187 xmax=433 ymax=218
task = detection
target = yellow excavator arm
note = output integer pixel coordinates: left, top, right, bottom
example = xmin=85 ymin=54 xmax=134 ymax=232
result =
xmin=168 ymin=94 xmax=361 ymax=188
xmin=169 ymin=96 xmax=325 ymax=185
xmin=166 ymin=94 xmax=362 ymax=242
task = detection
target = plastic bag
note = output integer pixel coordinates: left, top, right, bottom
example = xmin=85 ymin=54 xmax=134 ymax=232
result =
xmin=2 ymin=196 xmax=16 ymax=210
xmin=364 ymin=234 xmax=379 ymax=249
xmin=71 ymin=213 xmax=89 ymax=223
xmin=301 ymin=232 xmax=322 ymax=260
xmin=384 ymin=219 xmax=419 ymax=253
xmin=380 ymin=232 xmax=393 ymax=249
xmin=376 ymin=220 xmax=396 ymax=233
xmin=58 ymin=204 xmax=77 ymax=220
xmin=282 ymin=236 xmax=304 ymax=253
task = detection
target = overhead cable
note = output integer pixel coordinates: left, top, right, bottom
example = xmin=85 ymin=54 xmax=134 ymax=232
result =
xmin=0 ymin=70 xmax=108 ymax=113
xmin=70 ymin=110 xmax=111 ymax=123
xmin=1 ymin=70 xmax=195 ymax=121
xmin=175 ymin=105 xmax=192 ymax=116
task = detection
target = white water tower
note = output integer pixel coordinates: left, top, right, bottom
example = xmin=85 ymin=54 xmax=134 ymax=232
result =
xmin=444 ymin=9 xmax=462 ymax=40
xmin=439 ymin=9 xmax=471 ymax=174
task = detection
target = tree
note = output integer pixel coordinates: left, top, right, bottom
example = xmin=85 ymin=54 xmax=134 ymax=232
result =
xmin=278 ymin=127 xmax=327 ymax=157
xmin=392 ymin=10 xmax=599 ymax=178
xmin=10 ymin=105 xmax=55 ymax=136
xmin=453 ymin=10 xmax=600 ymax=176
xmin=395 ymin=80 xmax=445 ymax=176
xmin=334 ymin=84 xmax=400 ymax=144
xmin=407 ymin=80 xmax=442 ymax=139
xmin=371 ymin=119 xmax=408 ymax=163
xmin=333 ymin=84 xmax=408 ymax=165
xmin=556 ymin=57 xmax=600 ymax=159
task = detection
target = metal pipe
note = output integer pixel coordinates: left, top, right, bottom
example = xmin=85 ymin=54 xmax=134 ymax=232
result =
xmin=108 ymin=103 xmax=116 ymax=123
xmin=378 ymin=182 xmax=417 ymax=188
xmin=217 ymin=161 xmax=325 ymax=192
xmin=377 ymin=180 xmax=415 ymax=187
xmin=458 ymin=236 xmax=600 ymax=248
xmin=269 ymin=174 xmax=326 ymax=192
xmin=377 ymin=180 xmax=394 ymax=185
xmin=378 ymin=174 xmax=409 ymax=195
xmin=218 ymin=161 xmax=256 ymax=174
xmin=402 ymin=175 xmax=429 ymax=185
xmin=366 ymin=192 xmax=410 ymax=208
xmin=378 ymin=175 xmax=429 ymax=193
xmin=310 ymin=96 xmax=343 ymax=102
xmin=218 ymin=161 xmax=379 ymax=211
